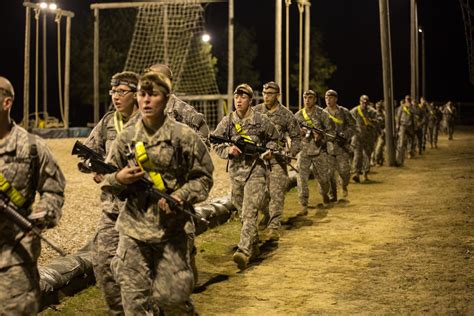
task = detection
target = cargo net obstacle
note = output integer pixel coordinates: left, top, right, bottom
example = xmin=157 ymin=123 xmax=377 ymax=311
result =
xmin=459 ymin=0 xmax=474 ymax=84
xmin=124 ymin=2 xmax=221 ymax=127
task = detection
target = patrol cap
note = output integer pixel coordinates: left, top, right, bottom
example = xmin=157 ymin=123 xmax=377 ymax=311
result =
xmin=325 ymin=89 xmax=338 ymax=97
xmin=234 ymin=83 xmax=253 ymax=98
xmin=139 ymin=71 xmax=172 ymax=96
xmin=263 ymin=81 xmax=280 ymax=93
xmin=303 ymin=89 xmax=317 ymax=97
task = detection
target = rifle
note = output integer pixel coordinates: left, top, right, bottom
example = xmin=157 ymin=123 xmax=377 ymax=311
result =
xmin=0 ymin=196 xmax=67 ymax=256
xmin=299 ymin=123 xmax=353 ymax=148
xmin=209 ymin=134 xmax=296 ymax=161
xmin=71 ymin=141 xmax=209 ymax=225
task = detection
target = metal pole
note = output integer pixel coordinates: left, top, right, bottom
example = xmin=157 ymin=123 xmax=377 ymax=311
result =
xmin=297 ymin=1 xmax=304 ymax=110
xmin=226 ymin=0 xmax=234 ymax=116
xmin=285 ymin=0 xmax=291 ymax=108
xmin=303 ymin=0 xmax=310 ymax=92
xmin=410 ymin=0 xmax=417 ymax=100
xmin=420 ymin=28 xmax=426 ymax=98
xmin=163 ymin=5 xmax=168 ymax=65
xmin=64 ymin=16 xmax=71 ymax=128
xmin=23 ymin=6 xmax=31 ymax=129
xmin=415 ymin=2 xmax=419 ymax=102
xmin=379 ymin=0 xmax=396 ymax=166
xmin=275 ymin=0 xmax=282 ymax=89
xmin=93 ymin=8 xmax=100 ymax=125
xmin=43 ymin=12 xmax=48 ymax=122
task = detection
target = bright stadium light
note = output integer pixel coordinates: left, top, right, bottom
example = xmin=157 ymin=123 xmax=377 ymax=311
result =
xmin=49 ymin=3 xmax=57 ymax=11
xmin=418 ymin=28 xmax=423 ymax=33
xmin=39 ymin=2 xmax=48 ymax=9
xmin=202 ymin=33 xmax=211 ymax=43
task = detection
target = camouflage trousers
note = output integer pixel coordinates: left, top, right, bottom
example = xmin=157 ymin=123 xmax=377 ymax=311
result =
xmin=297 ymin=153 xmax=330 ymax=206
xmin=92 ymin=212 xmax=123 ymax=315
xmin=261 ymin=162 xmax=288 ymax=229
xmin=111 ymin=234 xmax=195 ymax=316
xmin=374 ymin=133 xmax=386 ymax=164
xmin=427 ymin=124 xmax=439 ymax=147
xmin=352 ymin=135 xmax=376 ymax=174
xmin=396 ymin=125 xmax=414 ymax=165
xmin=231 ymin=175 xmax=266 ymax=257
xmin=0 ymin=263 xmax=40 ymax=316
xmin=328 ymin=151 xmax=351 ymax=198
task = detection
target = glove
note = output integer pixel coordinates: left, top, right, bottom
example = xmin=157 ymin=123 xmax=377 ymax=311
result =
xmin=28 ymin=210 xmax=57 ymax=229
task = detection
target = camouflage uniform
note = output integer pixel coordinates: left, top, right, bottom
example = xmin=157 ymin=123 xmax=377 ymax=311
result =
xmin=103 ymin=116 xmax=213 ymax=315
xmin=413 ymin=104 xmax=427 ymax=154
xmin=442 ymin=102 xmax=456 ymax=140
xmin=396 ymin=103 xmax=415 ymax=165
xmin=213 ymin=108 xmax=279 ymax=258
xmin=373 ymin=105 xmax=386 ymax=165
xmin=350 ymin=104 xmax=382 ymax=177
xmin=84 ymin=110 xmax=140 ymax=315
xmin=0 ymin=123 xmax=65 ymax=315
xmin=426 ymin=103 xmax=441 ymax=148
xmin=324 ymin=105 xmax=356 ymax=199
xmin=254 ymin=102 xmax=301 ymax=230
xmin=294 ymin=106 xmax=335 ymax=207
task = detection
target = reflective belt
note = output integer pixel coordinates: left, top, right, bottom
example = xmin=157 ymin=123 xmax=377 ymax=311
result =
xmin=328 ymin=113 xmax=344 ymax=125
xmin=403 ymin=105 xmax=411 ymax=116
xmin=302 ymin=108 xmax=315 ymax=128
xmin=134 ymin=142 xmax=166 ymax=192
xmin=113 ymin=111 xmax=124 ymax=133
xmin=0 ymin=172 xmax=27 ymax=208
xmin=234 ymin=122 xmax=254 ymax=144
xmin=357 ymin=105 xmax=370 ymax=126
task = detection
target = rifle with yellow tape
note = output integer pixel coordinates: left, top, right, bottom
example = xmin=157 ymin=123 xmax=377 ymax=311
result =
xmin=71 ymin=141 xmax=209 ymax=225
xmin=0 ymin=174 xmax=67 ymax=256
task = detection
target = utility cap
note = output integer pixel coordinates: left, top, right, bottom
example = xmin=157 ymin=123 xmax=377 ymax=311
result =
xmin=234 ymin=83 xmax=253 ymax=98
xmin=325 ymin=89 xmax=338 ymax=97
xmin=263 ymin=81 xmax=280 ymax=93
xmin=303 ymin=89 xmax=317 ymax=97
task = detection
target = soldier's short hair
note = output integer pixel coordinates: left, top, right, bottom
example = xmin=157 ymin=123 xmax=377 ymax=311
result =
xmin=144 ymin=64 xmax=174 ymax=81
xmin=360 ymin=94 xmax=369 ymax=102
xmin=263 ymin=81 xmax=280 ymax=93
xmin=139 ymin=72 xmax=172 ymax=96
xmin=110 ymin=71 xmax=139 ymax=91
xmin=303 ymin=89 xmax=317 ymax=97
xmin=325 ymin=89 xmax=338 ymax=97
xmin=234 ymin=83 xmax=253 ymax=98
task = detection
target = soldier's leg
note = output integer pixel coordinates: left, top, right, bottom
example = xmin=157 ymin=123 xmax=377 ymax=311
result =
xmin=230 ymin=179 xmax=245 ymax=222
xmin=267 ymin=163 xmax=288 ymax=230
xmin=92 ymin=213 xmax=123 ymax=315
xmin=327 ymin=155 xmax=338 ymax=200
xmin=111 ymin=235 xmax=154 ymax=315
xmin=313 ymin=154 xmax=331 ymax=202
xmin=336 ymin=152 xmax=352 ymax=194
xmin=0 ymin=264 xmax=40 ymax=316
xmin=258 ymin=186 xmax=271 ymax=230
xmin=237 ymin=176 xmax=266 ymax=258
xmin=434 ymin=125 xmax=439 ymax=147
xmin=152 ymin=235 xmax=195 ymax=315
xmin=296 ymin=154 xmax=312 ymax=212
xmin=351 ymin=136 xmax=363 ymax=177
xmin=396 ymin=127 xmax=407 ymax=165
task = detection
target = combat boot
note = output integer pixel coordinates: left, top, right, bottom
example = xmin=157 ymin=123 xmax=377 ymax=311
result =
xmin=363 ymin=172 xmax=369 ymax=182
xmin=297 ymin=205 xmax=308 ymax=216
xmin=258 ymin=213 xmax=270 ymax=230
xmin=352 ymin=173 xmax=360 ymax=183
xmin=267 ymin=228 xmax=280 ymax=241
xmin=233 ymin=251 xmax=249 ymax=270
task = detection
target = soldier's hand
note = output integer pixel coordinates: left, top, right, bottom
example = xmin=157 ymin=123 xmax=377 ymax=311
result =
xmin=300 ymin=127 xmax=308 ymax=137
xmin=260 ymin=149 xmax=272 ymax=160
xmin=115 ymin=166 xmax=145 ymax=185
xmin=228 ymin=145 xmax=242 ymax=157
xmin=93 ymin=172 xmax=104 ymax=184
xmin=158 ymin=195 xmax=182 ymax=215
xmin=28 ymin=209 xmax=56 ymax=230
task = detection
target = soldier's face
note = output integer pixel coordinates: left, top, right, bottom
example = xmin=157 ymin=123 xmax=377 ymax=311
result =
xmin=262 ymin=88 xmax=279 ymax=107
xmin=137 ymin=83 xmax=167 ymax=120
xmin=303 ymin=95 xmax=316 ymax=108
xmin=234 ymin=93 xmax=251 ymax=114
xmin=325 ymin=95 xmax=337 ymax=107
xmin=111 ymin=84 xmax=136 ymax=115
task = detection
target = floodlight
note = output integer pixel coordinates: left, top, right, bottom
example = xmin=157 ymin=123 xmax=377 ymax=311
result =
xmin=202 ymin=33 xmax=211 ymax=43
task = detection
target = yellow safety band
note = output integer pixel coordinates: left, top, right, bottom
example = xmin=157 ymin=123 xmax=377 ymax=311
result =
xmin=0 ymin=172 xmax=27 ymax=208
xmin=328 ymin=113 xmax=344 ymax=125
xmin=403 ymin=105 xmax=411 ymax=116
xmin=134 ymin=142 xmax=166 ymax=192
xmin=357 ymin=105 xmax=370 ymax=126
xmin=234 ymin=122 xmax=254 ymax=143
xmin=113 ymin=111 xmax=124 ymax=133
xmin=302 ymin=108 xmax=315 ymax=128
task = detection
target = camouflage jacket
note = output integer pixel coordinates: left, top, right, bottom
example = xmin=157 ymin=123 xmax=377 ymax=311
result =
xmin=254 ymin=102 xmax=302 ymax=159
xmin=0 ymin=123 xmax=65 ymax=268
xmin=442 ymin=104 xmax=456 ymax=122
xmin=102 ymin=116 xmax=214 ymax=242
xmin=83 ymin=110 xmax=140 ymax=215
xmin=350 ymin=105 xmax=383 ymax=138
xmin=294 ymin=106 xmax=335 ymax=156
xmin=323 ymin=105 xmax=357 ymax=155
xmin=212 ymin=108 xmax=279 ymax=182
xmin=396 ymin=103 xmax=415 ymax=129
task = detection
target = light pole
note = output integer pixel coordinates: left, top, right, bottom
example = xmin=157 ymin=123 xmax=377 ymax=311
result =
xmin=419 ymin=27 xmax=426 ymax=98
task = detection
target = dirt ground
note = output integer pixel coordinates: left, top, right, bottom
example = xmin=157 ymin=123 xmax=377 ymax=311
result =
xmin=40 ymin=127 xmax=473 ymax=315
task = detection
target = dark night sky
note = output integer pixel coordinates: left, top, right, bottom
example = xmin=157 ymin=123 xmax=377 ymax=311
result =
xmin=1 ymin=0 xmax=472 ymax=124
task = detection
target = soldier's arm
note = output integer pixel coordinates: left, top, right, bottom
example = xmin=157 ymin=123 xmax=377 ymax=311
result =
xmin=211 ymin=116 xmax=233 ymax=160
xmin=343 ymin=108 xmax=357 ymax=138
xmin=287 ymin=113 xmax=302 ymax=156
xmin=263 ymin=117 xmax=280 ymax=151
xmin=172 ymin=133 xmax=214 ymax=205
xmin=101 ymin=134 xmax=130 ymax=195
xmin=83 ymin=114 xmax=109 ymax=158
xmin=33 ymin=138 xmax=66 ymax=227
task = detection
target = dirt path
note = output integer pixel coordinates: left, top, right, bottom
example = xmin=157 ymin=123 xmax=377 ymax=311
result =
xmin=40 ymin=128 xmax=473 ymax=315
xmin=192 ymin=127 xmax=473 ymax=315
